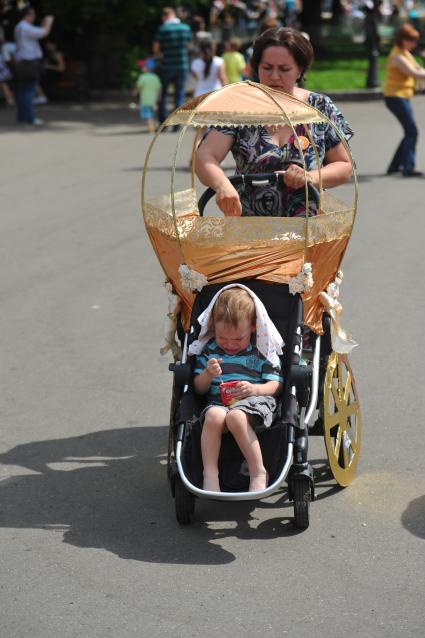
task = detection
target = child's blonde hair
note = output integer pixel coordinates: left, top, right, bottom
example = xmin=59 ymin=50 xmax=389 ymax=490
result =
xmin=228 ymin=36 xmax=242 ymax=51
xmin=211 ymin=288 xmax=256 ymax=328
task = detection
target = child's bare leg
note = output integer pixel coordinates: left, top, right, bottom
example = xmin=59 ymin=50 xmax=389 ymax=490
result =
xmin=147 ymin=117 xmax=156 ymax=133
xmin=201 ymin=406 xmax=227 ymax=491
xmin=225 ymin=409 xmax=268 ymax=491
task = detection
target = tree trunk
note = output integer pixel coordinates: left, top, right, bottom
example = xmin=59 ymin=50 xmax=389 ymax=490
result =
xmin=300 ymin=0 xmax=323 ymax=52
xmin=300 ymin=0 xmax=322 ymax=26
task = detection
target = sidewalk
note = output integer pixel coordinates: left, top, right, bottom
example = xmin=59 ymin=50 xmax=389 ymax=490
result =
xmin=88 ymin=86 xmax=385 ymax=104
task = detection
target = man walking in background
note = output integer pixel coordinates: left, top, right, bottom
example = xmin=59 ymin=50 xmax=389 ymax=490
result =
xmin=153 ymin=6 xmax=192 ymax=125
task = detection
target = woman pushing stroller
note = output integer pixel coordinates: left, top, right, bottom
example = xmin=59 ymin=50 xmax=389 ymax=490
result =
xmin=191 ymin=286 xmax=284 ymax=493
xmin=195 ymin=27 xmax=354 ymax=216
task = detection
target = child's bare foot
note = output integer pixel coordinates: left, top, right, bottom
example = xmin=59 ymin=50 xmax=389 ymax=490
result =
xmin=203 ymin=474 xmax=221 ymax=492
xmin=249 ymin=470 xmax=268 ymax=492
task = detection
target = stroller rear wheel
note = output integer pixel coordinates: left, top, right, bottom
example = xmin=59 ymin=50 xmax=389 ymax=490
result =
xmin=323 ymin=352 xmax=362 ymax=487
xmin=175 ymin=477 xmax=195 ymax=525
xmin=293 ymin=479 xmax=310 ymax=529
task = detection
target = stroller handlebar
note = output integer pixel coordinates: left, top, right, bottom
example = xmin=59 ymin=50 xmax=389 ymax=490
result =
xmin=197 ymin=171 xmax=320 ymax=217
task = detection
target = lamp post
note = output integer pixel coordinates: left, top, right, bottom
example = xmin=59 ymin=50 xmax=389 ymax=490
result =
xmin=363 ymin=0 xmax=382 ymax=88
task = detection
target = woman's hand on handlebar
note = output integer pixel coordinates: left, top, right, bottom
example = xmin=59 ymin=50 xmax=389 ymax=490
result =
xmin=275 ymin=163 xmax=315 ymax=190
xmin=215 ymin=179 xmax=242 ymax=216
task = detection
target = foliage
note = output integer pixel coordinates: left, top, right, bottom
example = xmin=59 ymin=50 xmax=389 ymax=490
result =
xmin=121 ymin=45 xmax=149 ymax=89
xmin=42 ymin=0 xmax=159 ymax=29
xmin=307 ymin=57 xmax=387 ymax=91
xmin=41 ymin=0 xmax=210 ymax=30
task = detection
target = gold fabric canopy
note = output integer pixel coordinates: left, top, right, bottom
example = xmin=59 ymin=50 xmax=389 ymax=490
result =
xmin=167 ymin=81 xmax=328 ymax=127
xmin=143 ymin=189 xmax=354 ymax=333
xmin=141 ymin=81 xmax=357 ymax=335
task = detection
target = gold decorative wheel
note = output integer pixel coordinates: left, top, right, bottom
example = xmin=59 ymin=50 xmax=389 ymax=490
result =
xmin=323 ymin=352 xmax=362 ymax=487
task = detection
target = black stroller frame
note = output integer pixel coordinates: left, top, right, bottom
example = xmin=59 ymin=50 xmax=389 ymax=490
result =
xmin=168 ymin=278 xmax=331 ymax=530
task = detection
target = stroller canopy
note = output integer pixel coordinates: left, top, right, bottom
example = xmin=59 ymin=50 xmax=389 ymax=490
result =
xmin=141 ymin=81 xmax=357 ymax=334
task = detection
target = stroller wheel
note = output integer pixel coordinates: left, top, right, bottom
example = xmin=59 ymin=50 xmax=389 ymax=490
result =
xmin=175 ymin=478 xmax=195 ymax=525
xmin=323 ymin=352 xmax=362 ymax=487
xmin=293 ymin=479 xmax=310 ymax=529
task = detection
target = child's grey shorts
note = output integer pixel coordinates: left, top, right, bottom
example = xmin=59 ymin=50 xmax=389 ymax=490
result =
xmin=200 ymin=395 xmax=277 ymax=431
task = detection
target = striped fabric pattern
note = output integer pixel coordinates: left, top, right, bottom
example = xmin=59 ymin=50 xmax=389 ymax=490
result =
xmin=195 ymin=339 xmax=283 ymax=405
xmin=155 ymin=22 xmax=192 ymax=72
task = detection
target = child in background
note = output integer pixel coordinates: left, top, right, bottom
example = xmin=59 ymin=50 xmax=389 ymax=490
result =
xmin=190 ymin=39 xmax=226 ymax=97
xmin=133 ymin=58 xmax=161 ymax=133
xmin=191 ymin=286 xmax=283 ymax=493
xmin=222 ymin=36 xmax=246 ymax=83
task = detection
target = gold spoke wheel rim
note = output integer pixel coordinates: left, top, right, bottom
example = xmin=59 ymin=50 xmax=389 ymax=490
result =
xmin=323 ymin=352 xmax=362 ymax=486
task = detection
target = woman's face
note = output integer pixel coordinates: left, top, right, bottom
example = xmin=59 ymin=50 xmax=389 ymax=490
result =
xmin=401 ymin=37 xmax=418 ymax=51
xmin=258 ymin=45 xmax=303 ymax=93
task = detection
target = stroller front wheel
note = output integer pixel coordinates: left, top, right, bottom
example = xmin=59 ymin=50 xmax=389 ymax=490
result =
xmin=293 ymin=479 xmax=310 ymax=529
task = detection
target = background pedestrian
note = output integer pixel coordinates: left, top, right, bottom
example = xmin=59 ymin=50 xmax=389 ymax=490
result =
xmin=222 ymin=36 xmax=246 ymax=83
xmin=14 ymin=6 xmax=53 ymax=125
xmin=384 ymin=22 xmax=425 ymax=176
xmin=152 ymin=6 xmax=192 ymax=126
xmin=191 ymin=40 xmax=226 ymax=97
xmin=133 ymin=57 xmax=161 ymax=133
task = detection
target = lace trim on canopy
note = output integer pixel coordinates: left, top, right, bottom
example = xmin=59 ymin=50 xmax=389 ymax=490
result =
xmin=166 ymin=111 xmax=327 ymax=128
xmin=143 ymin=189 xmax=354 ymax=247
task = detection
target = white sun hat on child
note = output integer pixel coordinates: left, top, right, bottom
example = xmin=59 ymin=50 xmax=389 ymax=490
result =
xmin=188 ymin=284 xmax=284 ymax=367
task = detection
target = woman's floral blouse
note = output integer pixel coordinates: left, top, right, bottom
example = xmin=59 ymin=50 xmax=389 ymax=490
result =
xmin=201 ymin=92 xmax=353 ymax=217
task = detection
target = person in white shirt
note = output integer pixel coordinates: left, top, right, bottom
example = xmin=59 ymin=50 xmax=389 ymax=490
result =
xmin=14 ymin=6 xmax=53 ymax=125
xmin=190 ymin=40 xmax=226 ymax=97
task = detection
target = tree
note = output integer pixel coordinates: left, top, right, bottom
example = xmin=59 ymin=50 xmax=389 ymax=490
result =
xmin=300 ymin=0 xmax=323 ymax=52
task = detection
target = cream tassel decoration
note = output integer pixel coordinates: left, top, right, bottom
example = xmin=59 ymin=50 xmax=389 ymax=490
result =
xmin=160 ymin=282 xmax=182 ymax=360
xmin=319 ymin=270 xmax=358 ymax=354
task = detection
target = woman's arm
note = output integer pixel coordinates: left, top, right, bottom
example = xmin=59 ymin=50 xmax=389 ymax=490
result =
xmin=190 ymin=59 xmax=200 ymax=81
xmin=195 ymin=130 xmax=242 ymax=215
xmin=45 ymin=51 xmax=65 ymax=72
xmin=390 ymin=53 xmax=425 ymax=79
xmin=218 ymin=61 xmax=227 ymax=86
xmin=309 ymin=142 xmax=353 ymax=188
xmin=280 ymin=141 xmax=352 ymax=190
xmin=41 ymin=16 xmax=54 ymax=38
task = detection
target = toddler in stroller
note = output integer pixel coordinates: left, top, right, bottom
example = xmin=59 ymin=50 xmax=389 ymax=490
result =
xmin=192 ymin=285 xmax=283 ymax=492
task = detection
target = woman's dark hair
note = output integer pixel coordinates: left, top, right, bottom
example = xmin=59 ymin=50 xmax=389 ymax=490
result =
xmin=200 ymin=40 xmax=215 ymax=79
xmin=250 ymin=27 xmax=314 ymax=80
xmin=21 ymin=6 xmax=35 ymax=19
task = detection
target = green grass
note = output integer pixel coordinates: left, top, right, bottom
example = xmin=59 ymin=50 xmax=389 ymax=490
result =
xmin=306 ymin=56 xmax=387 ymax=91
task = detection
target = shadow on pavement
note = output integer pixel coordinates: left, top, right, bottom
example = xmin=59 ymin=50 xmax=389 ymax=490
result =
xmin=0 ymin=429 xmax=340 ymax=563
xmin=0 ymin=103 xmax=151 ymax=130
xmin=0 ymin=102 xmax=197 ymax=132
xmin=401 ymin=495 xmax=425 ymax=539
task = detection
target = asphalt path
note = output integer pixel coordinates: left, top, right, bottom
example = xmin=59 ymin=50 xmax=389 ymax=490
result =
xmin=1 ymin=97 xmax=424 ymax=638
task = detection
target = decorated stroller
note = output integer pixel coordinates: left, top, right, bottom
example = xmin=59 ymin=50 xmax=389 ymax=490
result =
xmin=141 ymin=82 xmax=362 ymax=529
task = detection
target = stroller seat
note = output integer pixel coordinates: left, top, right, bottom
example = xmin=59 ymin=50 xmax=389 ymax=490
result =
xmin=177 ymin=279 xmax=304 ymax=492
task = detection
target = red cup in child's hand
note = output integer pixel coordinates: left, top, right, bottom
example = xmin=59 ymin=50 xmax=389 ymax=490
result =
xmin=220 ymin=381 xmax=239 ymax=406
